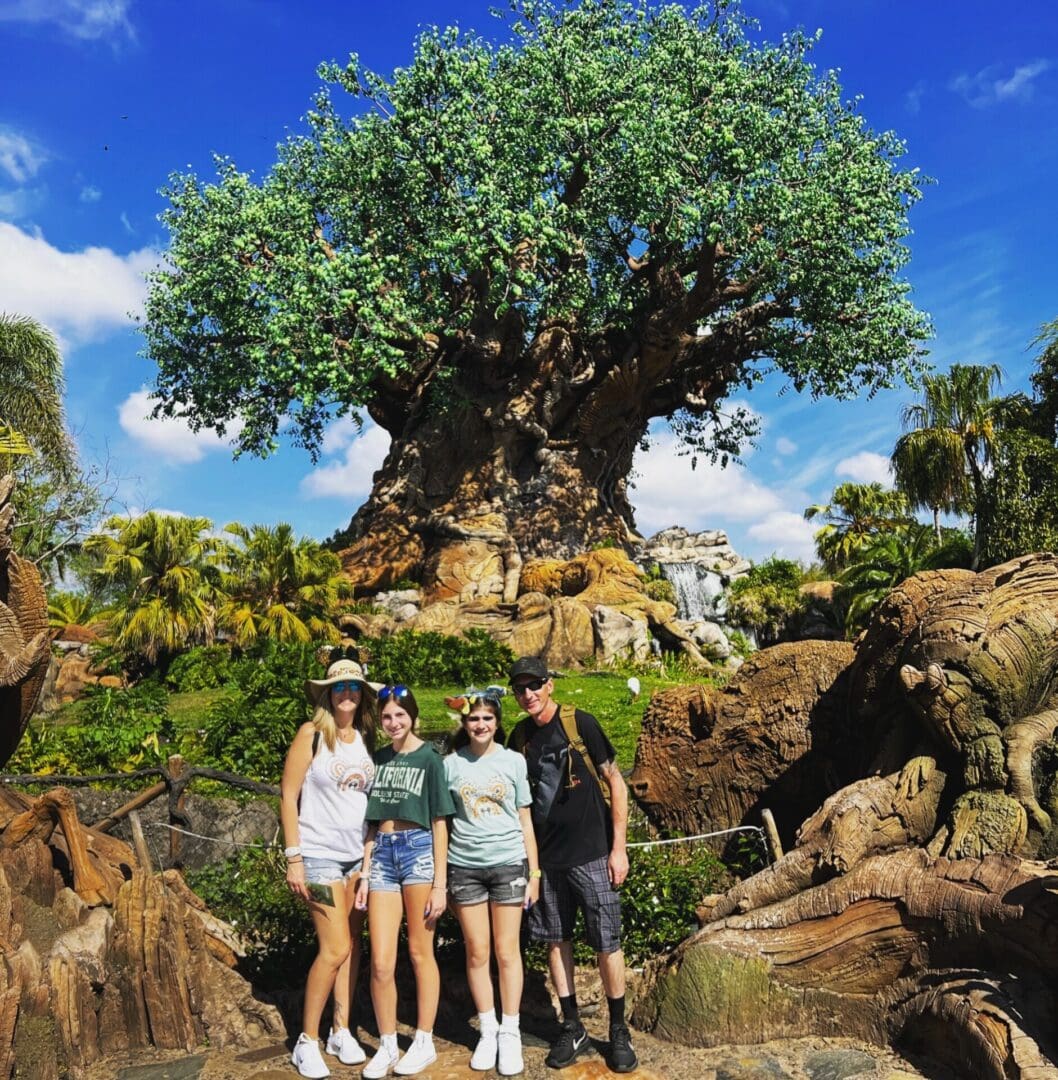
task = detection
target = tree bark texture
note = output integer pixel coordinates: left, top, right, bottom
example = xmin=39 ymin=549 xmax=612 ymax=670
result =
xmin=338 ymin=320 xmax=742 ymax=593
xmin=631 ymin=553 xmax=1058 ymax=1076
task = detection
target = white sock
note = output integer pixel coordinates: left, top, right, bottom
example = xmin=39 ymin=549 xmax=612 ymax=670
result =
xmin=413 ymin=1029 xmax=433 ymax=1046
xmin=479 ymin=1011 xmax=499 ymax=1033
xmin=500 ymin=1013 xmax=520 ymax=1032
xmin=380 ymin=1033 xmax=398 ymax=1053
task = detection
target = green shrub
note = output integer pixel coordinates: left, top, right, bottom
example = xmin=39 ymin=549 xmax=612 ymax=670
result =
xmin=360 ymin=628 xmax=514 ymax=687
xmin=185 ymin=846 xmax=316 ymax=990
xmin=726 ymin=558 xmax=808 ymax=646
xmin=166 ymin=645 xmax=234 ymax=691
xmin=643 ymin=577 xmax=676 ymax=605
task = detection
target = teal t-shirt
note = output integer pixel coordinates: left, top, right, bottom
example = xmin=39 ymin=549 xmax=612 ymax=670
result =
xmin=366 ymin=742 xmax=456 ymax=830
xmin=444 ymin=745 xmax=531 ymax=868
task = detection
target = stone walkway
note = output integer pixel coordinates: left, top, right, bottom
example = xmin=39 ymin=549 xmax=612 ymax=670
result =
xmin=98 ymin=1014 xmax=938 ymax=1080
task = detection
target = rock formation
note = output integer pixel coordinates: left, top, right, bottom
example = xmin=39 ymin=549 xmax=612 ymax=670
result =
xmin=630 ymin=553 xmax=1058 ymax=1078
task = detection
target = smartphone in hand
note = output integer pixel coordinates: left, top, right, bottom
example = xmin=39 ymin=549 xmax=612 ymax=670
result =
xmin=306 ymin=882 xmax=336 ymax=907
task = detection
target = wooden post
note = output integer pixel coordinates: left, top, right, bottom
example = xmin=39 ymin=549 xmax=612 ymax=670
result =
xmin=91 ymin=781 xmax=167 ymax=834
xmin=127 ymin=809 xmax=153 ymax=872
xmin=760 ymin=808 xmax=784 ymax=862
xmin=167 ymin=755 xmax=189 ymax=869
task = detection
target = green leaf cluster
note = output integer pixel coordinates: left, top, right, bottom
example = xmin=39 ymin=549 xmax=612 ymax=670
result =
xmin=361 ymin=628 xmax=515 ymax=687
xmin=143 ymin=0 xmax=929 ymax=459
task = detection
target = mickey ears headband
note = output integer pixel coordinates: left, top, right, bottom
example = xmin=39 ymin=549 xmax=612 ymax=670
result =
xmin=445 ymin=686 xmax=507 ymax=715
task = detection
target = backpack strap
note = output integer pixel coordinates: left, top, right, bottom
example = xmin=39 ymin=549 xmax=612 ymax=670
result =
xmin=561 ymin=708 xmax=609 ymax=803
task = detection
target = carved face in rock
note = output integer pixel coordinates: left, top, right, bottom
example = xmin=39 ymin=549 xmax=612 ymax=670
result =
xmin=900 ymin=662 xmax=983 ymax=753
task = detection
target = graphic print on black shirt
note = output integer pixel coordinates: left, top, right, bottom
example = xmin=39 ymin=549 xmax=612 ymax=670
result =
xmin=522 ymin=706 xmax=615 ymax=870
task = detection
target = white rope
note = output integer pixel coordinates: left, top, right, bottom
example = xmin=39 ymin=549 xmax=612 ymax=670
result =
xmin=627 ymin=825 xmax=766 ymax=850
xmin=147 ymin=822 xmax=277 ymax=850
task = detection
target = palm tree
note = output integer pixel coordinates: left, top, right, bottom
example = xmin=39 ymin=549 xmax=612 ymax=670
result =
xmin=46 ymin=591 xmax=110 ymax=638
xmin=216 ymin=522 xmax=350 ymax=647
xmin=839 ymin=525 xmax=972 ymax=635
xmin=83 ymin=512 xmax=222 ymax=667
xmin=891 ymin=364 xmax=1002 ymax=560
xmin=803 ymin=482 xmax=913 ymax=575
xmin=0 ymin=313 xmax=76 ymax=479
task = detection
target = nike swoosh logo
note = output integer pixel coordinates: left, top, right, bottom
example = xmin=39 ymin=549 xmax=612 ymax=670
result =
xmin=573 ymin=1033 xmax=587 ymax=1050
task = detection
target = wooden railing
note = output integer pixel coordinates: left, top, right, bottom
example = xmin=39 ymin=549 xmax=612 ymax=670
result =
xmin=1 ymin=755 xmax=279 ymax=868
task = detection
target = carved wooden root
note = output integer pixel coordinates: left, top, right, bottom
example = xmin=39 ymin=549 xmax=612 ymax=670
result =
xmin=633 ymin=849 xmax=1058 ymax=1078
xmin=0 ymin=852 xmax=284 ymax=1076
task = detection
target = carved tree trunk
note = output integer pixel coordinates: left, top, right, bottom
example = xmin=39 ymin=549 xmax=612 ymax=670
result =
xmin=339 ymin=317 xmax=743 ymax=593
xmin=631 ymin=554 xmax=1058 ymax=1077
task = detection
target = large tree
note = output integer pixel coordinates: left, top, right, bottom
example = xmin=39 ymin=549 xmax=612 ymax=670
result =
xmin=143 ymin=0 xmax=929 ymax=592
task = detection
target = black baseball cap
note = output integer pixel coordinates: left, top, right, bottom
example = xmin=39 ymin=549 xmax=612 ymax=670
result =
xmin=509 ymin=656 xmax=549 ymax=684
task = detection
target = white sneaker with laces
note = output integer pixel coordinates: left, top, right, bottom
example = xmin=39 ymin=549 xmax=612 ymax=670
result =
xmin=497 ymin=1028 xmax=524 ymax=1076
xmin=394 ymin=1032 xmax=437 ymax=1076
xmin=362 ymin=1039 xmax=400 ymax=1080
xmin=470 ymin=1027 xmax=498 ymax=1070
xmin=325 ymin=1026 xmax=367 ymax=1065
xmin=291 ymin=1033 xmax=331 ymax=1080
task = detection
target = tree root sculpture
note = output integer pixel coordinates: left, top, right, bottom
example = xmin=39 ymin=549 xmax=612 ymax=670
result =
xmin=631 ymin=554 xmax=1058 ymax=1077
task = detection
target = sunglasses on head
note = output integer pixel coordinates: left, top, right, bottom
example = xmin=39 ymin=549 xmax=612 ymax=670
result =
xmin=378 ymin=684 xmax=410 ymax=702
xmin=512 ymin=678 xmax=547 ymax=694
xmin=331 ymin=680 xmax=362 ymax=694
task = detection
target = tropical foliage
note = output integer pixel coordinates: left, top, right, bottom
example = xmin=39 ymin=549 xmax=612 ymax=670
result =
xmin=725 ymin=558 xmax=809 ymax=647
xmin=804 ymin=482 xmax=913 ymax=574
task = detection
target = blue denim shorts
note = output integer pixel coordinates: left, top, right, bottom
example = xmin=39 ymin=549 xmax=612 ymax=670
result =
xmin=369 ymin=828 xmax=434 ymax=891
xmin=449 ymin=860 xmax=529 ymax=906
xmin=302 ymin=855 xmax=363 ymax=885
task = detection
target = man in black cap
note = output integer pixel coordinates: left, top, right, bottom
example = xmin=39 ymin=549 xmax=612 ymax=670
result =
xmin=506 ymin=656 xmax=636 ymax=1073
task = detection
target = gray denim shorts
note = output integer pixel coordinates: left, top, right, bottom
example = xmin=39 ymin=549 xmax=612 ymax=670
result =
xmin=449 ymin=860 xmax=529 ymax=906
xmin=302 ymin=855 xmax=363 ymax=885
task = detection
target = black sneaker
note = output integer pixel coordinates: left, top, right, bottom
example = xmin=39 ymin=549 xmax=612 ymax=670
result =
xmin=545 ymin=1020 xmax=589 ymax=1069
xmin=609 ymin=1022 xmax=638 ymax=1073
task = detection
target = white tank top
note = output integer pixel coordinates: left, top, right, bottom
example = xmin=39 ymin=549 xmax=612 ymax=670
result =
xmin=298 ymin=730 xmax=375 ymax=861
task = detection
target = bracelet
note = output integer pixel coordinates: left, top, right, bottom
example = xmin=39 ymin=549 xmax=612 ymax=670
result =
xmin=284 ymin=845 xmax=302 ymax=859
xmin=287 ymin=856 xmax=304 ymax=863
xmin=529 ymin=869 xmax=542 ymax=879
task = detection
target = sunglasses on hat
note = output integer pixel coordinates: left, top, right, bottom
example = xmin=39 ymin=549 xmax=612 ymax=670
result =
xmin=379 ymin=684 xmax=410 ymax=702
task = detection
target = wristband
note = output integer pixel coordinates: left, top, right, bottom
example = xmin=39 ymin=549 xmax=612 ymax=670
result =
xmin=284 ymin=845 xmax=302 ymax=859
xmin=529 ymin=869 xmax=542 ymax=879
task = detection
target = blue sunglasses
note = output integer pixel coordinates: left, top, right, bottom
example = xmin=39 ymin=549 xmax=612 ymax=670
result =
xmin=331 ymin=680 xmax=363 ymax=694
xmin=378 ymin=684 xmax=410 ymax=702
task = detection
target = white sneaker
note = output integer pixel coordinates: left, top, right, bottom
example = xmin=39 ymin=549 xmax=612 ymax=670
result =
xmin=394 ymin=1033 xmax=437 ymax=1076
xmin=291 ymin=1033 xmax=331 ymax=1079
xmin=470 ymin=1028 xmax=498 ymax=1070
xmin=325 ymin=1026 xmax=367 ymax=1065
xmin=362 ymin=1040 xmax=400 ymax=1079
xmin=497 ymin=1029 xmax=524 ymax=1076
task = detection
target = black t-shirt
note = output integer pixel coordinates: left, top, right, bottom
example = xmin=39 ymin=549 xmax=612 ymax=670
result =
xmin=521 ymin=705 xmax=616 ymax=870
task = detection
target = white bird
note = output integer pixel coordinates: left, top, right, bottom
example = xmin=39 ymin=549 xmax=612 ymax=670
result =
xmin=627 ymin=676 xmax=641 ymax=703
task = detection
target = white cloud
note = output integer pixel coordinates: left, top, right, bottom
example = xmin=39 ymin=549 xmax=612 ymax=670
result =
xmin=835 ymin=451 xmax=893 ymax=486
xmin=0 ymin=221 xmax=157 ymax=346
xmin=319 ymin=413 xmax=366 ymax=457
xmin=950 ymin=60 xmax=1050 ymax=108
xmin=0 ymin=127 xmax=47 ymax=183
xmin=0 ymin=185 xmax=46 ymax=219
xmin=775 ymin=436 xmax=797 ymax=456
xmin=119 ymin=210 xmax=134 ymax=234
xmin=631 ymin=430 xmax=784 ymax=536
xmin=301 ymin=423 xmax=390 ymax=499
xmin=118 ymin=387 xmax=243 ymax=465
xmin=0 ymin=0 xmax=134 ymax=41
xmin=79 ymin=184 xmax=101 ymax=203
xmin=747 ymin=511 xmax=817 ymax=563
xmin=904 ymin=81 xmax=926 ymax=115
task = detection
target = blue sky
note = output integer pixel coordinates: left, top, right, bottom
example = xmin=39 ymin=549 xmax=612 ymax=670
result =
xmin=2 ymin=0 xmax=1057 ymax=564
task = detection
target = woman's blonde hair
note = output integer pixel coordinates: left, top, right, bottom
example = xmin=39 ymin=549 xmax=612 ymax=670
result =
xmin=312 ymin=689 xmax=377 ymax=754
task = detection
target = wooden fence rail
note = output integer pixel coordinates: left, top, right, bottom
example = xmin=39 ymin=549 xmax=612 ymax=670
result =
xmin=0 ymin=755 xmax=280 ymax=868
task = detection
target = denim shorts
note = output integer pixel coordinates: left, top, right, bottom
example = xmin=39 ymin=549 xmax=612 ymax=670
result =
xmin=449 ymin=860 xmax=528 ymax=906
xmin=302 ymin=855 xmax=363 ymax=885
xmin=368 ymin=828 xmax=434 ymax=891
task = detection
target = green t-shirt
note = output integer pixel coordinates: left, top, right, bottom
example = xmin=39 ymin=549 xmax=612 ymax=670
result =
xmin=444 ymin=746 xmax=531 ymax=868
xmin=365 ymin=742 xmax=456 ymax=830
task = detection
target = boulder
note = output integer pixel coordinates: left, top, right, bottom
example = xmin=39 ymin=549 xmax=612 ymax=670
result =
xmin=593 ymin=605 xmax=650 ymax=664
xmin=679 ymin=619 xmax=733 ymax=660
xmin=544 ymin=598 xmax=595 ymax=668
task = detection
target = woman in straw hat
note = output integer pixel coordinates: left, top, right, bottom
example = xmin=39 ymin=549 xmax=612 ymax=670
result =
xmin=282 ymin=649 xmax=380 ymax=1080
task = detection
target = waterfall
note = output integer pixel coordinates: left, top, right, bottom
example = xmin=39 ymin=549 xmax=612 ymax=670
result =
xmin=660 ymin=563 xmax=727 ymax=621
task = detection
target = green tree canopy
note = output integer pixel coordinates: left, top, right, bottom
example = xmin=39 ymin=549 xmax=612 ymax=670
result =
xmin=143 ymin=0 xmax=930 ymax=577
xmin=804 ymin=481 xmax=913 ymax=575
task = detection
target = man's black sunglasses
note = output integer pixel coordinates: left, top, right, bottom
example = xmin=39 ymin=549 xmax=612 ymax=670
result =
xmin=512 ymin=678 xmax=547 ymax=694
xmin=378 ymin=684 xmax=411 ymax=702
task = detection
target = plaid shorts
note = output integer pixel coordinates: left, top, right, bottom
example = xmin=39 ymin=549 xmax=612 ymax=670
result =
xmin=528 ymin=855 xmax=622 ymax=953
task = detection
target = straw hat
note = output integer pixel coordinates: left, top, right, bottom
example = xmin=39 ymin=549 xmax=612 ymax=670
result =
xmin=305 ymin=658 xmax=383 ymax=705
